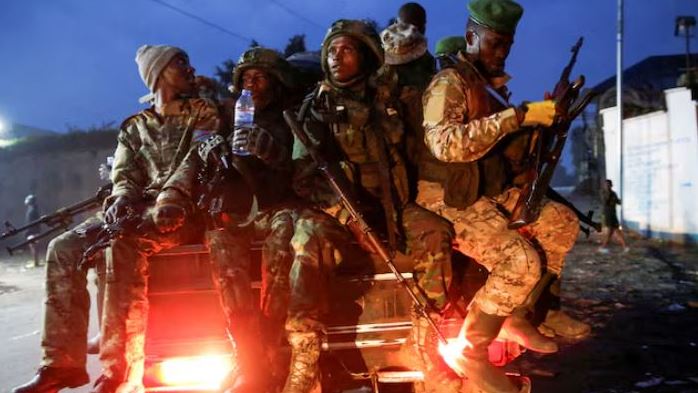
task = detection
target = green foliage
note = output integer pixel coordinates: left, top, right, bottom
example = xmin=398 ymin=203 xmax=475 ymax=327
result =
xmin=0 ymin=127 xmax=118 ymax=162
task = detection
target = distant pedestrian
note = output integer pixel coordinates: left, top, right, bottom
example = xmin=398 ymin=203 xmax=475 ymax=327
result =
xmin=24 ymin=194 xmax=41 ymax=267
xmin=599 ymin=179 xmax=629 ymax=253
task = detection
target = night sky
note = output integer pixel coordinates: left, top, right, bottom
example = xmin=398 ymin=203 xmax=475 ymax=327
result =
xmin=0 ymin=0 xmax=695 ymax=132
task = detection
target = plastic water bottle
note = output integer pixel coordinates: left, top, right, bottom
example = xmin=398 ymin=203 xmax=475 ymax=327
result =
xmin=232 ymin=89 xmax=255 ymax=156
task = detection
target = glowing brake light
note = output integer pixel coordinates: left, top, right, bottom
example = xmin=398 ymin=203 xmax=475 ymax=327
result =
xmin=438 ymin=336 xmax=471 ymax=377
xmin=156 ymin=354 xmax=233 ymax=389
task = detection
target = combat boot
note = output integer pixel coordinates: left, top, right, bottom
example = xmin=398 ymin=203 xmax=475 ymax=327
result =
xmin=498 ymin=309 xmax=558 ymax=354
xmin=456 ymin=305 xmax=527 ymax=393
xmin=539 ymin=310 xmax=590 ymax=339
xmin=222 ymin=319 xmax=270 ymax=393
xmin=282 ymin=331 xmax=322 ymax=393
xmin=12 ymin=366 xmax=89 ymax=393
xmin=90 ymin=374 xmax=121 ymax=393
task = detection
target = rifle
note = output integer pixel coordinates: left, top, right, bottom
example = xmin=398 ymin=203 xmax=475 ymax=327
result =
xmin=546 ymin=188 xmax=602 ymax=238
xmin=509 ymin=37 xmax=598 ymax=229
xmin=283 ymin=109 xmax=449 ymax=347
xmin=79 ymin=207 xmax=147 ymax=270
xmin=2 ymin=184 xmax=113 ymax=255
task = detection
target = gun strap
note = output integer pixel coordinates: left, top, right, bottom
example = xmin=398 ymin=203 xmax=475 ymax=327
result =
xmin=164 ymin=105 xmax=203 ymax=186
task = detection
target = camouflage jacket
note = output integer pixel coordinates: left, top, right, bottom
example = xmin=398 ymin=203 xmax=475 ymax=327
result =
xmin=292 ymin=81 xmax=410 ymax=226
xmin=419 ymin=54 xmax=529 ymax=208
xmin=108 ymin=98 xmax=221 ymax=207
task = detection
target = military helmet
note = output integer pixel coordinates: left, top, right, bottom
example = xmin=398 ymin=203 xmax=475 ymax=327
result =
xmin=321 ymin=19 xmax=384 ymax=76
xmin=232 ymin=47 xmax=295 ymax=93
xmin=435 ymin=36 xmax=467 ymax=57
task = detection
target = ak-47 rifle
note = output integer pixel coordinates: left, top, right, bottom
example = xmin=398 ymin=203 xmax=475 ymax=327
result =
xmin=2 ymin=184 xmax=113 ymax=255
xmin=509 ymin=37 xmax=598 ymax=229
xmin=546 ymin=188 xmax=601 ymax=238
xmin=283 ymin=109 xmax=450 ymax=348
xmin=79 ymin=206 xmax=147 ymax=270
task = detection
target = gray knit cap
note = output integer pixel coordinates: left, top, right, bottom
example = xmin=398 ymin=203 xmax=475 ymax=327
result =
xmin=135 ymin=44 xmax=185 ymax=92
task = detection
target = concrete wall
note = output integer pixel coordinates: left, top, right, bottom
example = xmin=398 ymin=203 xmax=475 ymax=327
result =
xmin=0 ymin=147 xmax=115 ymax=250
xmin=602 ymin=87 xmax=698 ymax=243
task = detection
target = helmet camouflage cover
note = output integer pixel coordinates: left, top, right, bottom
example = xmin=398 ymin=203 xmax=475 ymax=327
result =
xmin=232 ymin=47 xmax=295 ymax=93
xmin=321 ymin=19 xmax=384 ymax=76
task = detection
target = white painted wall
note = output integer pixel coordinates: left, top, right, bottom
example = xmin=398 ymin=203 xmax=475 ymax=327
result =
xmin=601 ymin=87 xmax=698 ymax=242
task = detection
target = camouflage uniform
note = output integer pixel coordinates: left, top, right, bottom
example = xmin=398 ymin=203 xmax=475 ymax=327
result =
xmin=293 ymin=19 xmax=456 ymax=392
xmin=41 ymin=215 xmax=106 ymax=369
xmin=420 ymin=53 xmax=580 ymax=317
xmin=100 ymin=98 xmax=221 ymax=385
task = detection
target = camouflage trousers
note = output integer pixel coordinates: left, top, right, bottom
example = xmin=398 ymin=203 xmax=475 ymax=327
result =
xmin=41 ymin=215 xmax=105 ymax=369
xmin=418 ymin=182 xmax=579 ymax=316
xmin=100 ymin=213 xmax=200 ymax=383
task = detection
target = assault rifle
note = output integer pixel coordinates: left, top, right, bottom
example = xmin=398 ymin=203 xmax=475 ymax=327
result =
xmin=283 ymin=110 xmax=449 ymax=347
xmin=546 ymin=188 xmax=602 ymax=238
xmin=2 ymin=184 xmax=113 ymax=255
xmin=79 ymin=207 xmax=147 ymax=270
xmin=509 ymin=37 xmax=598 ymax=229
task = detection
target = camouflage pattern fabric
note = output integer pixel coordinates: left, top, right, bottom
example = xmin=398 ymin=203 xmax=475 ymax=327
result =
xmin=108 ymin=98 xmax=221 ymax=205
xmin=41 ymin=215 xmax=105 ymax=369
xmin=422 ymin=65 xmax=519 ymax=163
xmin=100 ymin=215 xmax=200 ymax=383
xmin=418 ymin=182 xmax=579 ymax=316
xmin=100 ymin=98 xmax=220 ymax=384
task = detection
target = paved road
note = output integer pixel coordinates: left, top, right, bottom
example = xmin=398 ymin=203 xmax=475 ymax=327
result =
xmin=0 ymin=256 xmax=100 ymax=393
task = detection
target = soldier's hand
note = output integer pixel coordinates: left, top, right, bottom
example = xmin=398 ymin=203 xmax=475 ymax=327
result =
xmin=232 ymin=125 xmax=287 ymax=164
xmin=519 ymin=100 xmax=556 ymax=127
xmin=347 ymin=219 xmax=377 ymax=254
xmin=105 ymin=196 xmax=130 ymax=224
xmin=154 ymin=204 xmax=186 ymax=233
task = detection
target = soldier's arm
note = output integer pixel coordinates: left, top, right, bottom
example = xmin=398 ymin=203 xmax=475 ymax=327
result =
xmin=422 ymin=69 xmax=520 ymax=163
xmin=159 ymin=149 xmax=199 ymax=208
xmin=107 ymin=123 xmax=147 ymax=206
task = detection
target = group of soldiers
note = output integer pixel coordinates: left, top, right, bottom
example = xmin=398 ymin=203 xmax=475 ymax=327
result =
xmin=13 ymin=1 xmax=593 ymax=393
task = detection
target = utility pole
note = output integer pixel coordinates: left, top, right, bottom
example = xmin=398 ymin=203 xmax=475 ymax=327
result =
xmin=616 ymin=0 xmax=624 ymax=226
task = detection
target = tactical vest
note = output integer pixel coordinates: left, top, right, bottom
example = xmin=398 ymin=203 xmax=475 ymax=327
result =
xmin=417 ymin=61 xmax=527 ymax=209
xmin=308 ymin=82 xmax=411 ymax=211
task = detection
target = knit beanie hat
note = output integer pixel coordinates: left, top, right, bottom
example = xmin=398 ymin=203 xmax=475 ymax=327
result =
xmin=135 ymin=45 xmax=185 ymax=92
xmin=380 ymin=21 xmax=428 ymax=66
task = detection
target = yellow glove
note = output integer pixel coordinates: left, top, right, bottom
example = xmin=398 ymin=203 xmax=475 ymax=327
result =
xmin=521 ymin=100 xmax=556 ymax=127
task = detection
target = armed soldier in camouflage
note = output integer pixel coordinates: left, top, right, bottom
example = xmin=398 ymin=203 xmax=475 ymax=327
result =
xmin=158 ymin=46 xmax=340 ymax=393
xmin=11 ymin=161 xmax=113 ymax=393
xmin=419 ymin=0 xmax=589 ymax=391
xmin=293 ymin=19 xmax=464 ymax=392
xmin=92 ymin=45 xmax=222 ymax=393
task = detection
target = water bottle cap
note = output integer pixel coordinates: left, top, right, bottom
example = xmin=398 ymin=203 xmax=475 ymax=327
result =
xmin=241 ymin=89 xmax=252 ymax=96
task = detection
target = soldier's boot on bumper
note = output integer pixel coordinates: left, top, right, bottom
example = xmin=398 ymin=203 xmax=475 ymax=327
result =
xmin=222 ymin=319 xmax=270 ymax=393
xmin=498 ymin=309 xmax=558 ymax=354
xmin=402 ymin=312 xmax=463 ymax=392
xmin=11 ymin=366 xmax=89 ymax=393
xmin=282 ymin=331 xmax=322 ymax=393
xmin=457 ymin=305 xmax=529 ymax=393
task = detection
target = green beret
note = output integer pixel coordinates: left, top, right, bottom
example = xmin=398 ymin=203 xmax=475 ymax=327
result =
xmin=435 ymin=36 xmax=467 ymax=56
xmin=467 ymin=0 xmax=523 ymax=34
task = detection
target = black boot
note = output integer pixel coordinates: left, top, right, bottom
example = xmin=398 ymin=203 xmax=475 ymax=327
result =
xmin=89 ymin=374 xmax=122 ymax=393
xmin=12 ymin=366 xmax=89 ymax=393
xmin=457 ymin=305 xmax=526 ymax=393
xmin=222 ymin=318 xmax=270 ymax=393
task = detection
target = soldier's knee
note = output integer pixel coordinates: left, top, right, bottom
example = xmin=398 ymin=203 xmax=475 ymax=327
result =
xmin=508 ymin=238 xmax=542 ymax=291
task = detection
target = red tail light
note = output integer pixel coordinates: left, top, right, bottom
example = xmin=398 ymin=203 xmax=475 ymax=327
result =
xmin=154 ymin=354 xmax=234 ymax=390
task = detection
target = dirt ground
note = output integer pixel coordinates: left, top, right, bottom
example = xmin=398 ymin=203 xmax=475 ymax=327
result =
xmin=511 ymin=231 xmax=698 ymax=393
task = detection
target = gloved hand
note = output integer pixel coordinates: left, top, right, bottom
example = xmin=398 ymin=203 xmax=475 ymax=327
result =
xmin=231 ymin=125 xmax=287 ymax=163
xmin=154 ymin=204 xmax=186 ymax=233
xmin=104 ymin=196 xmax=131 ymax=224
xmin=346 ymin=218 xmax=377 ymax=254
xmin=519 ymin=100 xmax=556 ymax=127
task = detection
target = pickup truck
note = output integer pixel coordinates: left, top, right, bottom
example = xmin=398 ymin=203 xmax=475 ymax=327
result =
xmin=139 ymin=244 xmax=523 ymax=392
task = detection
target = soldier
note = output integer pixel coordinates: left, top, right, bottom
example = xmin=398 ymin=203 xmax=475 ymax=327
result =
xmin=11 ymin=163 xmax=112 ymax=393
xmin=420 ymin=0 xmax=589 ymax=391
xmin=24 ymin=194 xmax=42 ymax=268
xmin=293 ymin=19 xmax=461 ymax=392
xmin=93 ymin=45 xmax=222 ymax=393
xmin=157 ymin=46 xmax=332 ymax=393
xmin=434 ymin=36 xmax=467 ymax=70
